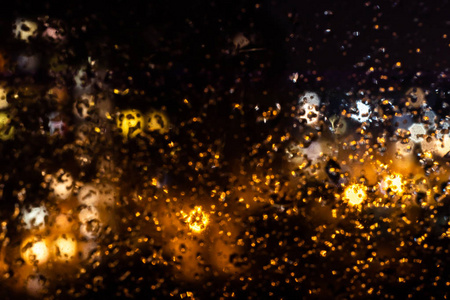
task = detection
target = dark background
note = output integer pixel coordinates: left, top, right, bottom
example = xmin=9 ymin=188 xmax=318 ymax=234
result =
xmin=0 ymin=0 xmax=449 ymax=299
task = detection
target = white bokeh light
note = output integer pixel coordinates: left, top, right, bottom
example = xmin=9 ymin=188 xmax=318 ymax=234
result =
xmin=79 ymin=206 xmax=101 ymax=239
xmin=13 ymin=18 xmax=38 ymax=42
xmin=351 ymin=100 xmax=371 ymax=123
xmin=298 ymin=92 xmax=321 ymax=126
xmin=78 ymin=184 xmax=100 ymax=206
xmin=21 ymin=206 xmax=48 ymax=230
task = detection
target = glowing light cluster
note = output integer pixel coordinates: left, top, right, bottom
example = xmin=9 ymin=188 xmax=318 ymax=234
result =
xmin=13 ymin=18 xmax=38 ymax=42
xmin=343 ymin=184 xmax=367 ymax=206
xmin=53 ymin=234 xmax=77 ymax=262
xmin=21 ymin=237 xmax=49 ymax=265
xmin=49 ymin=169 xmax=74 ymax=200
xmin=116 ymin=109 xmax=144 ymax=140
xmin=1 ymin=5 xmax=449 ymax=299
xmin=181 ymin=206 xmax=210 ymax=233
xmin=297 ymin=91 xmax=321 ymax=126
xmin=381 ymin=173 xmax=405 ymax=196
xmin=351 ymin=100 xmax=371 ymax=123
xmin=116 ymin=109 xmax=170 ymax=140
xmin=20 ymin=234 xmax=78 ymax=266
xmin=21 ymin=206 xmax=48 ymax=230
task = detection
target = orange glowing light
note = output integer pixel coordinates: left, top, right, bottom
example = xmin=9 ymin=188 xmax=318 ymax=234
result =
xmin=145 ymin=110 xmax=170 ymax=134
xmin=381 ymin=173 xmax=405 ymax=196
xmin=21 ymin=237 xmax=49 ymax=265
xmin=343 ymin=184 xmax=367 ymax=205
xmin=54 ymin=234 xmax=77 ymax=262
xmin=116 ymin=109 xmax=144 ymax=140
xmin=181 ymin=206 xmax=209 ymax=233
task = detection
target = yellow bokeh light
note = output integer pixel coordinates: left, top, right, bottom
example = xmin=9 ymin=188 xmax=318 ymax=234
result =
xmin=382 ymin=173 xmax=404 ymax=196
xmin=181 ymin=206 xmax=210 ymax=233
xmin=54 ymin=234 xmax=77 ymax=262
xmin=0 ymin=112 xmax=14 ymax=140
xmin=116 ymin=109 xmax=144 ymax=140
xmin=343 ymin=184 xmax=367 ymax=206
xmin=21 ymin=237 xmax=49 ymax=265
xmin=145 ymin=110 xmax=170 ymax=134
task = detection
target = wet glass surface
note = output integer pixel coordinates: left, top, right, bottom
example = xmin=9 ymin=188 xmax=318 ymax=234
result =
xmin=0 ymin=1 xmax=449 ymax=299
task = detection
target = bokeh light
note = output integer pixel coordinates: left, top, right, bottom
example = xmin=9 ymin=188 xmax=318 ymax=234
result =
xmin=116 ymin=109 xmax=144 ymax=140
xmin=21 ymin=237 xmax=49 ymax=265
xmin=343 ymin=184 xmax=367 ymax=206
xmin=181 ymin=206 xmax=210 ymax=233
xmin=0 ymin=1 xmax=449 ymax=299
xmin=381 ymin=173 xmax=405 ymax=196
xmin=53 ymin=234 xmax=77 ymax=262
